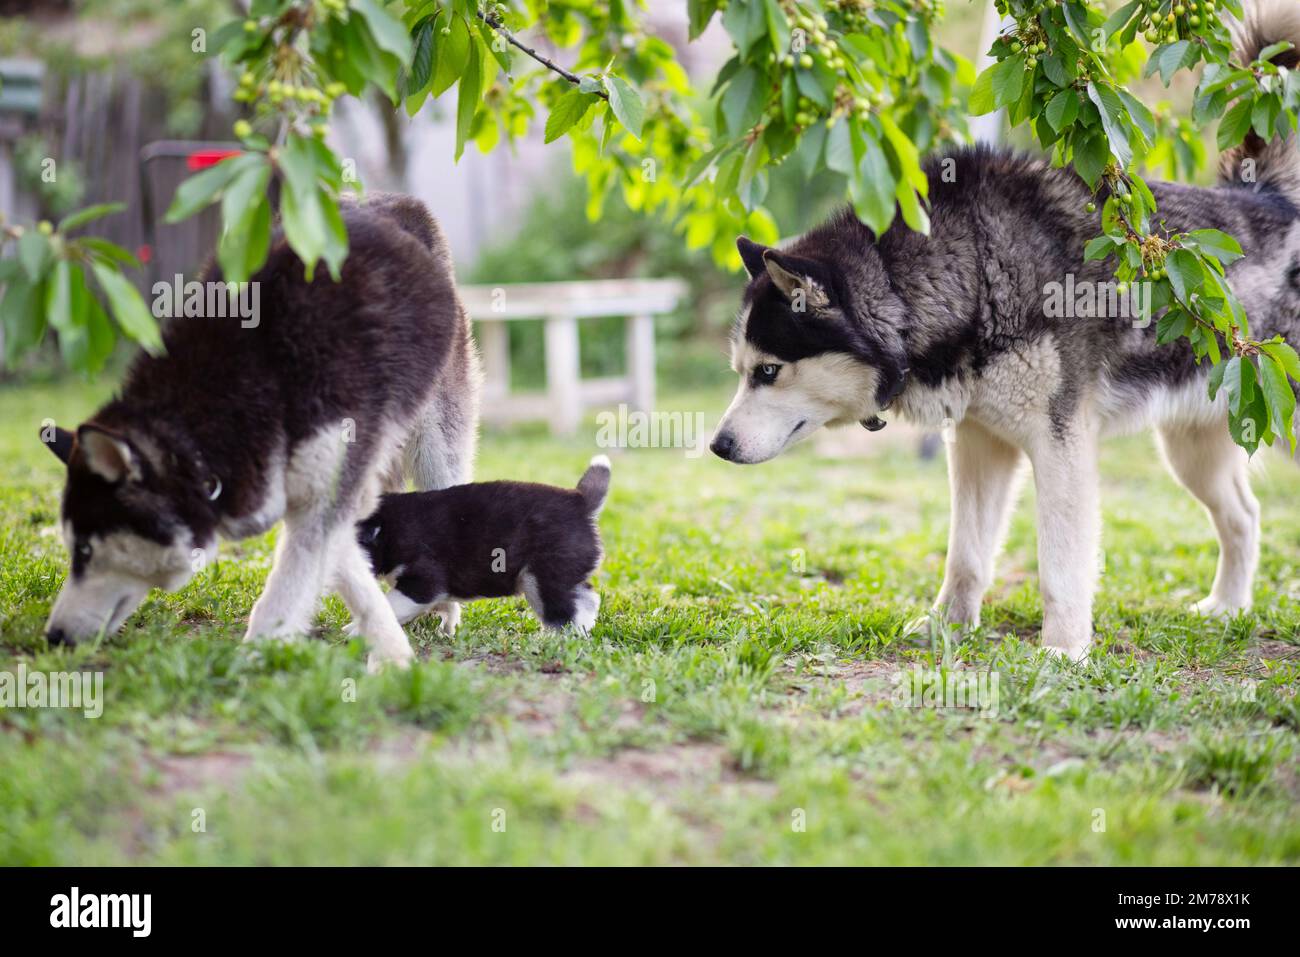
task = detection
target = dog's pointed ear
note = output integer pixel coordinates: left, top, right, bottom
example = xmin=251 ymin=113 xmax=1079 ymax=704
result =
xmin=76 ymin=425 xmax=141 ymax=483
xmin=736 ymin=236 xmax=769 ymax=279
xmin=762 ymin=250 xmax=830 ymax=308
xmin=40 ymin=425 xmax=76 ymax=466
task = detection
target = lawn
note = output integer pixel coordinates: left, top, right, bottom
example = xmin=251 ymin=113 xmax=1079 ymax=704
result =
xmin=1 ymin=370 xmax=1298 ymax=865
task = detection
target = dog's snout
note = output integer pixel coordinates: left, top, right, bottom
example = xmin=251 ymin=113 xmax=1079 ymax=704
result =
xmin=46 ymin=626 xmax=72 ymax=647
xmin=710 ymin=432 xmax=736 ymax=461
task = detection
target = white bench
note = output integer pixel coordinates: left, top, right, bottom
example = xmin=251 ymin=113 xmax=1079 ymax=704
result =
xmin=460 ymin=279 xmax=687 ymax=436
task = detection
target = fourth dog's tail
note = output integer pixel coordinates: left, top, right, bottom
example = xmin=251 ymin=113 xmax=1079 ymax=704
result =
xmin=577 ymin=455 xmax=612 ymax=515
xmin=1218 ymin=0 xmax=1300 ymax=205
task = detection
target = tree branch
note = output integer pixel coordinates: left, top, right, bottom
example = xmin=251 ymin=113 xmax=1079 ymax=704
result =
xmin=476 ymin=9 xmax=609 ymax=100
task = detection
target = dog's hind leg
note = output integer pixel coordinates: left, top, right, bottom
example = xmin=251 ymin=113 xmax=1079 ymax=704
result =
xmin=935 ymin=419 xmax=1026 ymax=626
xmin=404 ymin=349 xmax=480 ymax=492
xmin=329 ymin=532 xmax=416 ymax=671
xmin=1026 ymin=419 xmax=1100 ymax=662
xmin=1157 ymin=422 xmax=1259 ymax=615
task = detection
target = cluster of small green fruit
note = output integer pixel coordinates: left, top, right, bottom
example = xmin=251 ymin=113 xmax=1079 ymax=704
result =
xmin=1142 ymin=0 xmax=1216 ymax=43
xmin=767 ymin=5 xmax=846 ymax=71
xmin=995 ymin=29 xmax=1050 ymax=70
xmin=229 ymin=4 xmax=350 ymax=142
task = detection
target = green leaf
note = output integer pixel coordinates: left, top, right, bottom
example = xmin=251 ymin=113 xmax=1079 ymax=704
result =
xmin=825 ymin=119 xmax=853 ymax=176
xmin=164 ymin=154 xmax=252 ymax=224
xmin=91 ymin=262 xmax=163 ymax=355
xmin=1147 ymin=40 xmax=1192 ymax=86
xmin=763 ymin=0 xmax=790 ymax=54
xmin=969 ymin=63 xmax=996 ymax=115
xmin=1183 ymin=229 xmax=1244 ymax=266
xmin=722 ymin=66 xmax=765 ymax=134
xmin=895 ymin=178 xmax=929 ymax=235
xmin=409 ymin=16 xmax=436 ymax=92
xmin=1257 ymin=40 xmax=1295 ymax=64
xmin=1261 ymin=339 xmax=1300 ymax=382
xmin=1252 ymin=93 xmax=1280 ymax=140
xmin=544 ymin=88 xmax=598 ymax=143
xmin=722 ymin=0 xmax=766 ymax=59
xmin=1165 ymin=248 xmax=1203 ymax=303
xmin=991 ymin=54 xmax=1026 ymax=110
xmin=57 ymin=202 xmax=126 ymax=233
xmin=1045 ymin=90 xmax=1079 ymax=132
xmin=688 ymin=0 xmax=721 ymax=40
xmin=793 ymin=123 xmax=827 ymax=180
xmin=454 ymin=38 xmax=482 ymax=160
xmin=0 ymin=275 xmax=45 ymax=368
xmin=605 ymin=75 xmax=645 ymax=140
xmin=1260 ymin=352 xmax=1297 ymax=451
xmin=17 ymin=230 xmax=52 ymax=282
xmin=1216 ymin=96 xmax=1253 ymax=150
xmin=1103 ymin=0 xmax=1141 ymax=40
xmin=850 ymin=129 xmax=895 ymax=238
xmin=432 ymin=14 xmax=471 ymax=97
xmin=1073 ymin=131 xmax=1108 ymax=188
xmin=46 ymin=260 xmax=74 ymax=335
xmin=219 ymin=197 xmax=272 ymax=287
xmin=1222 ymin=354 xmax=1254 ymax=417
xmin=353 ymin=0 xmax=413 ymax=63
xmin=1083 ymin=235 xmax=1118 ymax=261
xmin=1087 ymin=81 xmax=1132 ymax=167
xmin=80 ymin=237 xmax=141 ymax=270
xmin=218 ymin=158 xmax=273 ymax=282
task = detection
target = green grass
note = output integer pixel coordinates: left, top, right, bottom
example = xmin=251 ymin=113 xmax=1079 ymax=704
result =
xmin=1 ymin=371 xmax=1298 ymax=865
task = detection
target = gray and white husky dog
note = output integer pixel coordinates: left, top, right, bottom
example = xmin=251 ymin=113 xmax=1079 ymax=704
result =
xmin=41 ymin=194 xmax=480 ymax=670
xmin=712 ymin=1 xmax=1300 ymax=661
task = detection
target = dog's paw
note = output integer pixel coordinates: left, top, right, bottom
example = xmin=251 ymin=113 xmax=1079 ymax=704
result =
xmin=1041 ymin=641 xmax=1091 ymax=664
xmin=242 ymin=625 xmax=304 ymax=644
xmin=432 ymin=601 xmax=461 ymax=635
xmin=1190 ymin=596 xmax=1250 ymax=618
xmin=366 ymin=647 xmax=415 ymax=674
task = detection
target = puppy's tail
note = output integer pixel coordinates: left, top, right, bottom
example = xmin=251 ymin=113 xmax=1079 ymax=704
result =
xmin=1218 ymin=0 xmax=1300 ymax=205
xmin=577 ymin=454 xmax=611 ymax=515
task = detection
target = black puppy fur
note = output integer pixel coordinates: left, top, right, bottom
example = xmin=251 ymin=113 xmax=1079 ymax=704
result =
xmin=359 ymin=456 xmax=611 ymax=631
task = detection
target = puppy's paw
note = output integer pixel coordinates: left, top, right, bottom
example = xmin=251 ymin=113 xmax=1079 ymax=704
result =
xmin=432 ymin=600 xmax=461 ymax=635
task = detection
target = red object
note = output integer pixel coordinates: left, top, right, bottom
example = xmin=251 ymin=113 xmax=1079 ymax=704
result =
xmin=137 ymin=244 xmax=153 ymax=264
xmin=186 ymin=149 xmax=242 ymax=171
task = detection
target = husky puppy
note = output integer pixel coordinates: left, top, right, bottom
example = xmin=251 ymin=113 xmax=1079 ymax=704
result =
xmin=357 ymin=456 xmax=610 ymax=632
xmin=41 ymin=194 xmax=480 ymax=671
xmin=711 ymin=1 xmax=1300 ymax=661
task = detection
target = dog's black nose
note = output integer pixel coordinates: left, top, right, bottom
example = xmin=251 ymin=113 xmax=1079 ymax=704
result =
xmin=46 ymin=627 xmax=71 ymax=647
xmin=710 ymin=432 xmax=736 ymax=461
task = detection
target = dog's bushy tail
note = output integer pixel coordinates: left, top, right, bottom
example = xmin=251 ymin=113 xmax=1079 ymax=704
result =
xmin=1218 ymin=0 xmax=1300 ymax=204
xmin=577 ymin=455 xmax=611 ymax=514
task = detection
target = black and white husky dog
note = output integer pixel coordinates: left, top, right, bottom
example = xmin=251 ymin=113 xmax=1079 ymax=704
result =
xmin=41 ymin=194 xmax=479 ymax=670
xmin=711 ymin=1 xmax=1300 ymax=661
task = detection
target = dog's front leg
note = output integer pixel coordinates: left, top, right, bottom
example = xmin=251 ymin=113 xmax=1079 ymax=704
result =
xmin=935 ymin=419 xmax=1025 ymax=625
xmin=1027 ymin=424 xmax=1100 ymax=662
xmin=245 ymin=511 xmax=328 ymax=641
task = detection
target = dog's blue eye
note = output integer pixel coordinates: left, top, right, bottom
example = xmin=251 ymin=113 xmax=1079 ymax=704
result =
xmin=754 ymin=364 xmax=781 ymax=384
